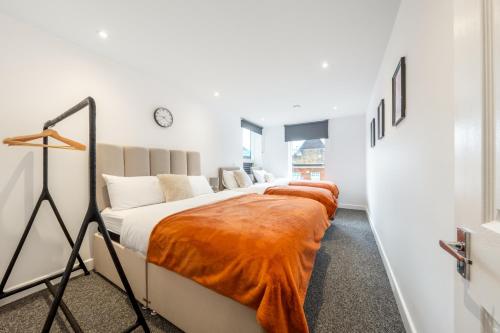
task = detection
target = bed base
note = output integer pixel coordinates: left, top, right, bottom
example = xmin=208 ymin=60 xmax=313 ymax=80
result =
xmin=93 ymin=233 xmax=263 ymax=333
xmin=93 ymin=233 xmax=148 ymax=305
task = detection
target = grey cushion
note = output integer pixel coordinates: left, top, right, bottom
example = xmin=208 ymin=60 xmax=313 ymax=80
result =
xmin=218 ymin=167 xmax=240 ymax=191
xmin=157 ymin=174 xmax=194 ymax=202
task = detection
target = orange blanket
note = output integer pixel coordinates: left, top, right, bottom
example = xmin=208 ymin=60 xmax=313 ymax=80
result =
xmin=147 ymin=194 xmax=330 ymax=333
xmin=288 ymin=180 xmax=340 ymax=198
xmin=265 ymin=185 xmax=338 ymax=219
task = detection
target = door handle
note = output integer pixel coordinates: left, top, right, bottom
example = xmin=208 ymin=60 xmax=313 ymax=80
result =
xmin=439 ymin=240 xmax=471 ymax=263
xmin=439 ymin=227 xmax=472 ymax=280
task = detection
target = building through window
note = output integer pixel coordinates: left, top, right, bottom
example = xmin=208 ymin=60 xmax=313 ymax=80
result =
xmin=289 ymin=139 xmax=326 ymax=180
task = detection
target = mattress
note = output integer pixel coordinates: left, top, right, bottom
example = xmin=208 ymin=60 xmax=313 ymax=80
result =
xmin=117 ymin=190 xmax=245 ymax=255
xmin=101 ymin=208 xmax=131 ymax=235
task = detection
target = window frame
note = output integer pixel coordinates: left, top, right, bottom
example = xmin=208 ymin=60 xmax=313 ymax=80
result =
xmin=288 ymin=139 xmax=327 ymax=180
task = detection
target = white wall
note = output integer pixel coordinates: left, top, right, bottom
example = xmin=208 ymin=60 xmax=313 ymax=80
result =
xmin=262 ymin=116 xmax=367 ymax=209
xmin=365 ymin=0 xmax=455 ymax=332
xmin=262 ymin=126 xmax=289 ymax=178
xmin=324 ymin=115 xmax=366 ymax=209
xmin=0 ymin=12 xmax=241 ymax=304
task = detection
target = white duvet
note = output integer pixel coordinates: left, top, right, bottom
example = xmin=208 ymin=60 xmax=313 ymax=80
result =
xmin=118 ymin=190 xmax=245 ymax=255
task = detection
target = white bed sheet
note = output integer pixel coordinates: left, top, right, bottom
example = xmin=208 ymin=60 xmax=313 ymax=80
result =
xmin=230 ymin=178 xmax=289 ymax=194
xmin=119 ymin=190 xmax=245 ymax=255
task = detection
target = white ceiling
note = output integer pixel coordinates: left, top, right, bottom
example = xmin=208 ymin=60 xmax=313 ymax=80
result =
xmin=0 ymin=0 xmax=400 ymax=127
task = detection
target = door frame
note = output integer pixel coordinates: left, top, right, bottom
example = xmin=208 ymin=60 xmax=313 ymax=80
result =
xmin=454 ymin=0 xmax=500 ymax=331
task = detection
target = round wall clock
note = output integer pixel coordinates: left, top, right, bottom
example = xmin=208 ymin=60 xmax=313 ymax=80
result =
xmin=153 ymin=107 xmax=173 ymax=128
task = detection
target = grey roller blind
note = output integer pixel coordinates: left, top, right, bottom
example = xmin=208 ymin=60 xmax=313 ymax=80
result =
xmin=241 ymin=119 xmax=263 ymax=135
xmin=284 ymin=120 xmax=329 ymax=142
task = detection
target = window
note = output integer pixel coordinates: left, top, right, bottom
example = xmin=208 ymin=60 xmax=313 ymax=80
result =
xmin=310 ymin=172 xmax=321 ymax=181
xmin=289 ymin=139 xmax=326 ymax=180
xmin=242 ymin=127 xmax=262 ymax=164
xmin=242 ymin=128 xmax=252 ymax=160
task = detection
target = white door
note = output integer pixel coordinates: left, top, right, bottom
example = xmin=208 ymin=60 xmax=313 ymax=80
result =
xmin=453 ymin=0 xmax=500 ymax=332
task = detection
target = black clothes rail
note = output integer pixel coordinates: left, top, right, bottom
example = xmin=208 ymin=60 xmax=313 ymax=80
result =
xmin=0 ymin=97 xmax=150 ymax=333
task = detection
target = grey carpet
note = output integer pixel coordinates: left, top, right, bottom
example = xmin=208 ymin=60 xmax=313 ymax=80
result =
xmin=0 ymin=209 xmax=405 ymax=333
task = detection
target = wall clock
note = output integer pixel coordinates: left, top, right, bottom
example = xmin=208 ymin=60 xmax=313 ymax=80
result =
xmin=153 ymin=107 xmax=173 ymax=128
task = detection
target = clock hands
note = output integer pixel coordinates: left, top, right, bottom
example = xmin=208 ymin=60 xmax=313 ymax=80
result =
xmin=154 ymin=107 xmax=173 ymax=127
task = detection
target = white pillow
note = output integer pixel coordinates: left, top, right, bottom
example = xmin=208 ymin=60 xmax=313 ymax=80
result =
xmin=253 ymin=169 xmax=266 ymax=183
xmin=233 ymin=170 xmax=253 ymax=188
xmin=222 ymin=170 xmax=239 ymax=189
xmin=264 ymin=172 xmax=275 ymax=183
xmin=189 ymin=176 xmax=214 ymax=196
xmin=102 ymin=174 xmax=165 ymax=211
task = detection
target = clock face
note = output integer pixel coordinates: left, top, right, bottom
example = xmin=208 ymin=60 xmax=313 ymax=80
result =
xmin=154 ymin=107 xmax=173 ymax=128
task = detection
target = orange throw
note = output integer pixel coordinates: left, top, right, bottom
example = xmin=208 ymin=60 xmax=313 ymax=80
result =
xmin=265 ymin=186 xmax=338 ymax=219
xmin=288 ymin=180 xmax=340 ymax=198
xmin=147 ymin=194 xmax=330 ymax=333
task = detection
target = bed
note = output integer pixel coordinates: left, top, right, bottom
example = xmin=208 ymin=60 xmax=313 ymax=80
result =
xmin=93 ymin=144 xmax=329 ymax=333
xmin=264 ymin=185 xmax=338 ymax=219
xmin=218 ymin=167 xmax=339 ymax=218
xmin=218 ymin=167 xmax=340 ymax=198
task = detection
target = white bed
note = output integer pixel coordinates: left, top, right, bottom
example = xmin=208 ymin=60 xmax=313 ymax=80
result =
xmin=93 ymin=144 xmax=264 ymax=333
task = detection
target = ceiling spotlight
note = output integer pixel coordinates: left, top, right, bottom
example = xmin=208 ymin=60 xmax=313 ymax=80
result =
xmin=333 ymin=106 xmax=338 ymax=110
xmin=293 ymin=104 xmax=302 ymax=109
xmin=260 ymin=118 xmax=265 ymax=121
xmin=98 ymin=30 xmax=109 ymax=39
xmin=321 ymin=61 xmax=329 ymax=69
xmin=213 ymin=91 xmax=220 ymax=97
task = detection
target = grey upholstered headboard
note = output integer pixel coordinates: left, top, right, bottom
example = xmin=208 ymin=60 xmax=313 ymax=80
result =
xmin=96 ymin=143 xmax=201 ymax=211
xmin=218 ymin=166 xmax=240 ymax=191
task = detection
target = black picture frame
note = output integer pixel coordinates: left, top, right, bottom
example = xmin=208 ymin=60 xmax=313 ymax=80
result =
xmin=392 ymin=57 xmax=406 ymax=126
xmin=377 ymin=99 xmax=385 ymax=139
xmin=370 ymin=118 xmax=376 ymax=147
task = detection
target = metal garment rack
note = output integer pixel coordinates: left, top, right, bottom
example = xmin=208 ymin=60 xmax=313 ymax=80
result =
xmin=0 ymin=97 xmax=150 ymax=333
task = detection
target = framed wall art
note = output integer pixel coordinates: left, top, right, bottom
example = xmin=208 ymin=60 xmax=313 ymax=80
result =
xmin=370 ymin=118 xmax=376 ymax=147
xmin=377 ymin=99 xmax=385 ymax=139
xmin=392 ymin=57 xmax=406 ymax=126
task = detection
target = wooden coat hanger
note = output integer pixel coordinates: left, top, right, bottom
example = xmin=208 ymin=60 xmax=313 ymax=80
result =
xmin=3 ymin=129 xmax=86 ymax=150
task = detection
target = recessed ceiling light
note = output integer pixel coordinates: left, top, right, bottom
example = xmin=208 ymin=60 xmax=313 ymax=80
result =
xmin=213 ymin=91 xmax=220 ymax=97
xmin=260 ymin=118 xmax=265 ymax=121
xmin=333 ymin=106 xmax=338 ymax=110
xmin=293 ymin=104 xmax=302 ymax=109
xmin=98 ymin=30 xmax=108 ymax=39
xmin=321 ymin=61 xmax=329 ymax=69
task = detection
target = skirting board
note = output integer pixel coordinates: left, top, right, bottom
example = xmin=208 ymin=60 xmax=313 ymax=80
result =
xmin=0 ymin=258 xmax=94 ymax=307
xmin=366 ymin=210 xmax=417 ymax=333
xmin=338 ymin=203 xmax=366 ymax=210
